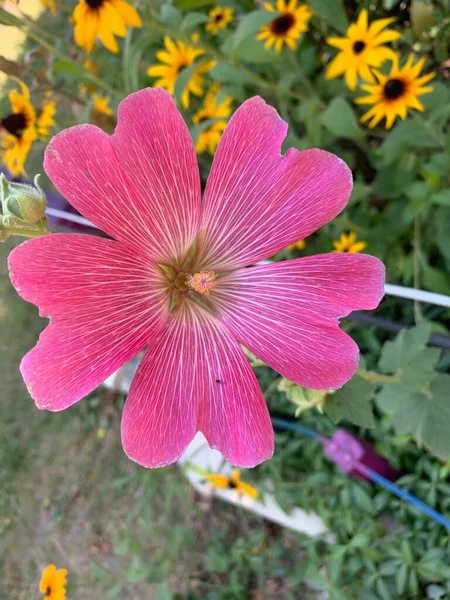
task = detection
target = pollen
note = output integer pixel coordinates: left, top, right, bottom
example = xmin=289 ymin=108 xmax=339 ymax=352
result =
xmin=186 ymin=271 xmax=217 ymax=295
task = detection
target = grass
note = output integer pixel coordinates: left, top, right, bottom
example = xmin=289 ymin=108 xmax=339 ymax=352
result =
xmin=0 ymin=238 xmax=313 ymax=600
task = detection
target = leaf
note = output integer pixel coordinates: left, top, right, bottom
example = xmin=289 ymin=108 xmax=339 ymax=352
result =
xmin=376 ymin=375 xmax=450 ymax=460
xmin=422 ymin=263 xmax=450 ymax=295
xmin=174 ymin=62 xmax=201 ymax=105
xmin=308 ymin=0 xmax=349 ymax=33
xmin=174 ymin=0 xmax=215 ymax=8
xmin=381 ymin=121 xmax=441 ymax=166
xmin=234 ymin=37 xmax=282 ymax=64
xmin=52 ymin=60 xmax=90 ymax=80
xmin=320 ymin=97 xmax=364 ymax=141
xmin=161 ymin=5 xmax=182 ymax=29
xmin=324 ymin=375 xmax=376 ymax=428
xmin=0 ymin=6 xmax=22 ymax=26
xmin=181 ymin=12 xmax=210 ymax=30
xmin=378 ymin=322 xmax=431 ymax=375
xmin=209 ymin=63 xmax=248 ymax=85
xmin=232 ymin=10 xmax=277 ymax=51
xmin=430 ymin=190 xmax=450 ymax=207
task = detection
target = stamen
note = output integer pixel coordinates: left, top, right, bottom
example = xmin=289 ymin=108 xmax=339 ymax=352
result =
xmin=186 ymin=271 xmax=217 ymax=295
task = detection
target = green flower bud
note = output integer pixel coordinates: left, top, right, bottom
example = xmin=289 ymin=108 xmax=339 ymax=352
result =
xmin=0 ymin=173 xmax=49 ymax=241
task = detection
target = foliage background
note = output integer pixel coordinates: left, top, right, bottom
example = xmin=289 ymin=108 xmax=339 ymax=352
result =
xmin=1 ymin=0 xmax=450 ymax=598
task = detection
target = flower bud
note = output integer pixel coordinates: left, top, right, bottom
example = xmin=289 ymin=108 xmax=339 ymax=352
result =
xmin=0 ymin=173 xmax=49 ymax=241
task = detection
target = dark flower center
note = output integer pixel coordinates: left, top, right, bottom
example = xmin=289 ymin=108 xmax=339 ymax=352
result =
xmin=271 ymin=13 xmax=295 ymax=35
xmin=383 ymin=78 xmax=405 ymax=100
xmin=353 ymin=40 xmax=366 ymax=54
xmin=228 ymin=479 xmax=238 ymax=489
xmin=0 ymin=112 xmax=27 ymax=138
xmin=214 ymin=12 xmax=224 ymax=23
xmin=86 ymin=0 xmax=104 ymax=8
xmin=45 ymin=587 xmax=52 ymax=597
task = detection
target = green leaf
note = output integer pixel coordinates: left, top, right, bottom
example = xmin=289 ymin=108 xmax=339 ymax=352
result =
xmin=174 ymin=62 xmax=201 ymax=105
xmin=0 ymin=6 xmax=22 ymax=26
xmin=174 ymin=0 xmax=215 ymax=8
xmin=324 ymin=375 xmax=375 ymax=428
xmin=181 ymin=12 xmax=210 ymax=30
xmin=308 ymin=0 xmax=349 ymax=33
xmin=376 ymin=375 xmax=450 ymax=460
xmin=420 ymin=82 xmax=449 ymax=112
xmin=161 ymin=5 xmax=183 ymax=29
xmin=430 ymin=189 xmax=450 ymax=207
xmin=209 ymin=62 xmax=248 ymax=85
xmin=422 ymin=263 xmax=450 ymax=295
xmin=378 ymin=322 xmax=431 ymax=375
xmin=234 ymin=37 xmax=282 ymax=64
xmin=52 ymin=60 xmax=90 ymax=80
xmin=232 ymin=10 xmax=277 ymax=51
xmin=381 ymin=121 xmax=441 ymax=166
xmin=320 ymin=97 xmax=364 ymax=141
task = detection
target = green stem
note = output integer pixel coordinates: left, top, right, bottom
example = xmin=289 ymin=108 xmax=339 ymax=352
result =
xmin=358 ymin=369 xmax=401 ymax=384
xmin=413 ymin=217 xmax=423 ymax=324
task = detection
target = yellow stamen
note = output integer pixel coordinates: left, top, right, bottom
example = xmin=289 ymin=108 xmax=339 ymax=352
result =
xmin=186 ymin=271 xmax=217 ymax=295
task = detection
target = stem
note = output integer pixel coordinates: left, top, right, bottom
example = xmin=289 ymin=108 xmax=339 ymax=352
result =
xmin=413 ymin=217 xmax=423 ymax=324
xmin=358 ymin=370 xmax=401 ymax=385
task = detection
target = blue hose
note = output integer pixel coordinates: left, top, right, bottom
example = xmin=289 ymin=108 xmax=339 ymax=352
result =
xmin=270 ymin=416 xmax=450 ymax=530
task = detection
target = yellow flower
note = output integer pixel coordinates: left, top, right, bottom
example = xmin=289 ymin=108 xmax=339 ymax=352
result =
xmin=325 ymin=9 xmax=401 ymax=90
xmin=40 ymin=0 xmax=55 ymax=12
xmin=206 ymin=470 xmax=258 ymax=499
xmin=205 ymin=7 xmax=234 ymax=35
xmin=93 ymin=94 xmax=113 ymax=115
xmin=37 ymin=97 xmax=57 ymax=138
xmin=288 ymin=239 xmax=306 ymax=251
xmin=193 ymin=85 xmax=232 ymax=155
xmin=147 ymin=37 xmax=216 ymax=109
xmin=39 ymin=564 xmax=68 ymax=600
xmin=0 ymin=79 xmax=37 ymax=176
xmin=332 ymin=232 xmax=367 ymax=253
xmin=355 ymin=54 xmax=435 ymax=129
xmin=72 ymin=0 xmax=142 ymax=54
xmin=257 ymin=0 xmax=312 ymax=53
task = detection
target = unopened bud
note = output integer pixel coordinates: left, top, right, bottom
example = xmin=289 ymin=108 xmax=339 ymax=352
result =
xmin=0 ymin=173 xmax=49 ymax=241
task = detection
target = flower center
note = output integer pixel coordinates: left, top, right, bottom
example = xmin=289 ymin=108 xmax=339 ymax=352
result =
xmin=271 ymin=13 xmax=295 ymax=35
xmin=228 ymin=478 xmax=238 ymax=489
xmin=1 ymin=112 xmax=27 ymax=138
xmin=186 ymin=271 xmax=217 ymax=295
xmin=86 ymin=0 xmax=104 ymax=8
xmin=45 ymin=587 xmax=52 ymax=597
xmin=383 ymin=78 xmax=406 ymax=100
xmin=352 ymin=40 xmax=366 ymax=54
xmin=214 ymin=12 xmax=224 ymax=23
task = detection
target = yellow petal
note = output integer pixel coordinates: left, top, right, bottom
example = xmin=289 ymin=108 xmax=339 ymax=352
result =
xmin=344 ymin=67 xmax=358 ymax=90
xmin=99 ymin=2 xmax=126 ymax=37
xmin=111 ymin=0 xmax=142 ymax=27
xmin=324 ymin=53 xmax=347 ymax=79
xmin=98 ymin=17 xmax=119 ymax=52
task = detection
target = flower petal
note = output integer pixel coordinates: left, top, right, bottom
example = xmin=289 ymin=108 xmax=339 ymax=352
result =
xmin=8 ymin=234 xmax=168 ymax=410
xmin=197 ymin=97 xmax=352 ymax=270
xmin=121 ymin=303 xmax=273 ymax=468
xmin=211 ymin=253 xmax=385 ymax=390
xmin=44 ymin=88 xmax=201 ymax=263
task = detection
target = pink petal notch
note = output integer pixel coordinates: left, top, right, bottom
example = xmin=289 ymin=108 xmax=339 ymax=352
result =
xmin=211 ymin=253 xmax=385 ymax=390
xmin=121 ymin=303 xmax=274 ymax=469
xmin=197 ymin=97 xmax=353 ymax=270
xmin=44 ymin=88 xmax=201 ymax=263
xmin=8 ymin=234 xmax=168 ymax=410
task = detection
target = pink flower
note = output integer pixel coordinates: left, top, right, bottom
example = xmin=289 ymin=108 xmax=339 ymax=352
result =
xmin=8 ymin=89 xmax=384 ymax=468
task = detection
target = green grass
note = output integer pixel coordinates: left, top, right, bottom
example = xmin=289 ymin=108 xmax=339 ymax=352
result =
xmin=0 ymin=239 xmax=312 ymax=600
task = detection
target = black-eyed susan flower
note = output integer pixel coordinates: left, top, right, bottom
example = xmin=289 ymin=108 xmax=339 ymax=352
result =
xmin=37 ymin=96 xmax=57 ymax=138
xmin=93 ymin=94 xmax=114 ymax=115
xmin=333 ymin=232 xmax=367 ymax=253
xmin=0 ymin=79 xmax=37 ymax=176
xmin=257 ymin=0 xmax=312 ymax=53
xmin=325 ymin=9 xmax=401 ymax=90
xmin=147 ymin=37 xmax=215 ymax=109
xmin=72 ymin=0 xmax=142 ymax=54
xmin=355 ymin=54 xmax=435 ymax=129
xmin=288 ymin=239 xmax=305 ymax=251
xmin=39 ymin=564 xmax=68 ymax=600
xmin=206 ymin=470 xmax=259 ymax=499
xmin=205 ymin=7 xmax=233 ymax=35
xmin=193 ymin=85 xmax=232 ymax=155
